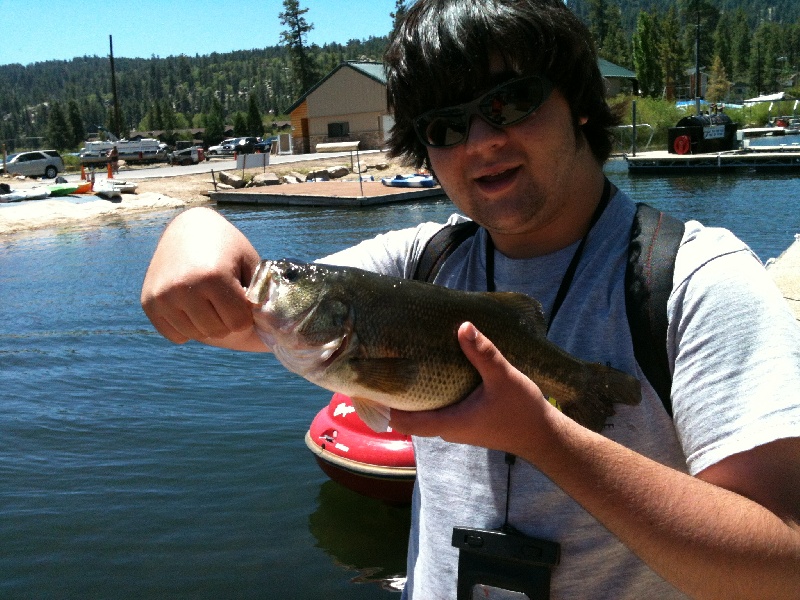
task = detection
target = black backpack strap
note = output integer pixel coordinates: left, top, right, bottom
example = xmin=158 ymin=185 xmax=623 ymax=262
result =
xmin=413 ymin=220 xmax=480 ymax=283
xmin=626 ymin=203 xmax=685 ymax=416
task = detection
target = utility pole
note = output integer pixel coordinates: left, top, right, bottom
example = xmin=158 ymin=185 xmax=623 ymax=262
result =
xmin=694 ymin=0 xmax=701 ymax=115
xmin=109 ymin=35 xmax=122 ymax=139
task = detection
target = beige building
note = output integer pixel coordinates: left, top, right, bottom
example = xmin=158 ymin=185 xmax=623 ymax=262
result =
xmin=287 ymin=59 xmax=638 ymax=154
xmin=286 ymin=61 xmax=391 ymax=154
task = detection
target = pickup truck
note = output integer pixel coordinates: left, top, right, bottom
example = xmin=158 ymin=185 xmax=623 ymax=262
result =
xmin=80 ymin=138 xmax=168 ymax=165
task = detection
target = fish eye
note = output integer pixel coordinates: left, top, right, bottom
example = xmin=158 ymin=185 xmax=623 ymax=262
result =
xmin=283 ymin=267 xmax=300 ymax=282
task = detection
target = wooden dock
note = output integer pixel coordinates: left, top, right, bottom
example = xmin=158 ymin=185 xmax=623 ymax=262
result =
xmin=211 ymin=180 xmax=445 ymax=207
xmin=625 ymin=148 xmax=800 ymax=173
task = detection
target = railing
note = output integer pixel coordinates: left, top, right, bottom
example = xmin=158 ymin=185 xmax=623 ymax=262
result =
xmin=612 ymin=124 xmax=655 ymax=155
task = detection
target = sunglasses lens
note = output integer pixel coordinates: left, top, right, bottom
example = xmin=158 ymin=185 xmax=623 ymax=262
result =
xmin=416 ymin=109 xmax=469 ymax=147
xmin=479 ymin=78 xmax=546 ymax=126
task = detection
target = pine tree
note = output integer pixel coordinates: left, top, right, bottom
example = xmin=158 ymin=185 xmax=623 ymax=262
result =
xmin=706 ymin=55 xmax=731 ymax=102
xmin=633 ymin=11 xmax=663 ymax=98
xmin=233 ymin=112 xmax=247 ymax=136
xmin=391 ymin=0 xmax=409 ymax=37
xmin=246 ymin=93 xmax=263 ymax=136
xmin=46 ymin=101 xmax=71 ymax=150
xmin=279 ymin=0 xmax=318 ymax=95
xmin=205 ymin=98 xmax=225 ymax=146
xmin=660 ymin=5 xmax=684 ymax=100
xmin=67 ymin=99 xmax=85 ymax=147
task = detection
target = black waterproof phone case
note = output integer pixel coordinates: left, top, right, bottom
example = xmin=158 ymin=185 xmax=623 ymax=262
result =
xmin=452 ymin=526 xmax=561 ymax=600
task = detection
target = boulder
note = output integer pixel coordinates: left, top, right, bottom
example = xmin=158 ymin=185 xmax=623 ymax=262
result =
xmin=326 ymin=165 xmax=350 ymax=179
xmin=251 ymin=173 xmax=281 ymax=186
xmin=218 ymin=171 xmax=246 ymax=189
xmin=305 ymin=169 xmax=330 ymax=181
xmin=281 ymin=175 xmax=302 ymax=184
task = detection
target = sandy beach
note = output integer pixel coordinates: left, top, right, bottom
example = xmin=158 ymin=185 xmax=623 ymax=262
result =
xmin=0 ymin=153 xmax=412 ymax=236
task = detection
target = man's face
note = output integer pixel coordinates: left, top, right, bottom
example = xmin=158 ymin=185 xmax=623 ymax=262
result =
xmin=424 ymin=68 xmax=598 ymax=258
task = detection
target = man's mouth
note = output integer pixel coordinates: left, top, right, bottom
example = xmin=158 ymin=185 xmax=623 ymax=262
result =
xmin=475 ymin=166 xmax=520 ymax=186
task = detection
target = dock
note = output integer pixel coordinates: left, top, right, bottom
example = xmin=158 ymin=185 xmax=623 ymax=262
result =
xmin=767 ymin=235 xmax=800 ymax=322
xmin=211 ymin=180 xmax=445 ymax=207
xmin=625 ymin=148 xmax=800 ymax=173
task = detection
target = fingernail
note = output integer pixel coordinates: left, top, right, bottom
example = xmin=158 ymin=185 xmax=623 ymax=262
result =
xmin=463 ymin=321 xmax=478 ymax=341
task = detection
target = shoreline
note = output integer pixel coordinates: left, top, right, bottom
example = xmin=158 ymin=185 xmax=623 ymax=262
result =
xmin=0 ymin=192 xmax=207 ymax=236
xmin=1 ymin=165 xmax=797 ymax=320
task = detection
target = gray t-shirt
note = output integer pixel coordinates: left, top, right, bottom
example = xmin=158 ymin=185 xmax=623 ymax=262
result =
xmin=322 ymin=189 xmax=800 ymax=599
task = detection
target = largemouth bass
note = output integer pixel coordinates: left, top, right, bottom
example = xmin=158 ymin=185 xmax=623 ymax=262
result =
xmin=246 ymin=259 xmax=640 ymax=433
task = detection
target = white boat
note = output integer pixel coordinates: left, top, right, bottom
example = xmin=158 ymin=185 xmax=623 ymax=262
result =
xmin=0 ymin=187 xmax=51 ymax=203
xmin=93 ymin=179 xmax=137 ymax=200
xmin=381 ymin=174 xmax=437 ymax=188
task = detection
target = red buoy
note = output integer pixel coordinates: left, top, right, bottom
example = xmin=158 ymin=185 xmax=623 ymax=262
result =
xmin=305 ymin=393 xmax=416 ymax=504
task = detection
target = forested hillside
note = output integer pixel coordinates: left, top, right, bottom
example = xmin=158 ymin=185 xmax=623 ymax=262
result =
xmin=1 ymin=0 xmax=798 ymax=152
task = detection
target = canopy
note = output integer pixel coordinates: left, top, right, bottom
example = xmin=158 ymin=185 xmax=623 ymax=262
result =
xmin=743 ymin=92 xmax=795 ymax=106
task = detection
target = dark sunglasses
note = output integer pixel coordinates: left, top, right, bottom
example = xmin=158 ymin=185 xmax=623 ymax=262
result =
xmin=413 ymin=75 xmax=554 ymax=148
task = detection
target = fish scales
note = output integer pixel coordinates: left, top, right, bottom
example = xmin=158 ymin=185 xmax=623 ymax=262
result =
xmin=246 ymin=259 xmax=641 ymax=433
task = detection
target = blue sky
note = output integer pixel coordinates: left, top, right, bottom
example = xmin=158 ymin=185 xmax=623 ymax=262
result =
xmin=0 ymin=0 xmax=398 ymax=66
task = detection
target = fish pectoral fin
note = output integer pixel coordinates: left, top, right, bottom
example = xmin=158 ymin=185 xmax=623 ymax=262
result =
xmin=351 ymin=397 xmax=391 ymax=433
xmin=349 ymin=358 xmax=418 ymax=394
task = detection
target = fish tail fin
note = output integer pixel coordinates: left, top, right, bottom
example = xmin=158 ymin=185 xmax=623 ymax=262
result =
xmin=351 ymin=396 xmax=392 ymax=433
xmin=560 ymin=364 xmax=642 ymax=433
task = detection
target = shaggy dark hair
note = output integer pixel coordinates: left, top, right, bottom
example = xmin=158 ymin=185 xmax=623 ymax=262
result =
xmin=384 ymin=0 xmax=621 ymax=169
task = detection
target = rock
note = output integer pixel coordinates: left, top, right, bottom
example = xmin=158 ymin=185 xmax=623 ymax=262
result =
xmin=288 ymin=171 xmax=306 ymax=182
xmin=218 ymin=171 xmax=246 ymax=189
xmin=281 ymin=175 xmax=302 ymax=184
xmin=373 ymin=162 xmax=390 ymax=170
xmin=251 ymin=173 xmax=281 ymax=186
xmin=327 ymin=165 xmax=350 ymax=179
xmin=305 ymin=170 xmax=330 ymax=181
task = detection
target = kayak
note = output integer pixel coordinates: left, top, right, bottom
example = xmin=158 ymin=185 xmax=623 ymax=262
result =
xmin=47 ymin=183 xmax=80 ymax=197
xmin=0 ymin=188 xmax=51 ymax=202
xmin=381 ymin=174 xmax=437 ymax=188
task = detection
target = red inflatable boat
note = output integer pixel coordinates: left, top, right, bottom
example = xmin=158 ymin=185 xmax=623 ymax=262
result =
xmin=305 ymin=393 xmax=416 ymax=504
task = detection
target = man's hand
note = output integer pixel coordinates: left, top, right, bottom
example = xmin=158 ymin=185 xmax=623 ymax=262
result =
xmin=140 ymin=207 xmax=266 ymax=350
xmin=390 ymin=322 xmax=564 ymax=456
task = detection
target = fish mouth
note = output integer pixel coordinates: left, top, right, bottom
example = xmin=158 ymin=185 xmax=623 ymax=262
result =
xmin=245 ymin=260 xmax=275 ymax=305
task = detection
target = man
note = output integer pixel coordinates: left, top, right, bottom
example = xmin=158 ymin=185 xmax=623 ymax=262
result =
xmin=142 ymin=1 xmax=800 ymax=598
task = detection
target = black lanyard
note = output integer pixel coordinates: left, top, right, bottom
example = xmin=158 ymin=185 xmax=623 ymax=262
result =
xmin=485 ymin=178 xmax=612 ymax=333
xmin=485 ymin=178 xmax=613 ymax=531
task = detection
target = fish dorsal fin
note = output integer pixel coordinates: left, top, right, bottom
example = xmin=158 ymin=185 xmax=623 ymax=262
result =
xmin=351 ymin=396 xmax=392 ymax=432
xmin=348 ymin=357 xmax=419 ymax=394
xmin=486 ymin=292 xmax=547 ymax=336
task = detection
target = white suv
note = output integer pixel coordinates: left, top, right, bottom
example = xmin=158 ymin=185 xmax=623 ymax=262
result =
xmin=2 ymin=150 xmax=65 ymax=178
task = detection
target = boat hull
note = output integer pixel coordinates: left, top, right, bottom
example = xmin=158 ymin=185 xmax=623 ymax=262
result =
xmin=381 ymin=174 xmax=437 ymax=188
xmin=305 ymin=393 xmax=416 ymax=504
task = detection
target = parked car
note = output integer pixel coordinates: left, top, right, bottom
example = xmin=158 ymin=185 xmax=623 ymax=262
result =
xmin=254 ymin=136 xmax=279 ymax=153
xmin=206 ymin=138 xmax=238 ymax=156
xmin=2 ymin=150 xmax=64 ymax=178
xmin=233 ymin=137 xmax=261 ymax=154
xmin=168 ymin=146 xmax=203 ymax=165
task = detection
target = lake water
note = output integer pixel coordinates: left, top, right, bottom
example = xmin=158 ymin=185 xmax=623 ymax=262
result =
xmin=1 ymin=158 xmax=798 ymax=599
